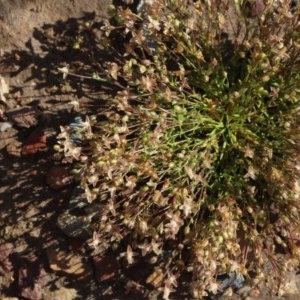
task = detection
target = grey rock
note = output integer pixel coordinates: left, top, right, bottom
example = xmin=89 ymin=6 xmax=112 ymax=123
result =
xmin=56 ymin=186 xmax=103 ymax=239
xmin=221 ymin=272 xmax=245 ymax=290
xmin=57 ymin=213 xmax=93 ymax=239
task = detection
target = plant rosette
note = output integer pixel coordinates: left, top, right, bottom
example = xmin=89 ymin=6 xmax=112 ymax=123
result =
xmin=56 ymin=0 xmax=300 ymax=298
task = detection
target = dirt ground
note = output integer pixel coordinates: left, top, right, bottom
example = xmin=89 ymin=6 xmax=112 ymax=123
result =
xmin=0 ymin=1 xmax=124 ymax=299
xmin=0 ymin=1 xmax=300 ymax=299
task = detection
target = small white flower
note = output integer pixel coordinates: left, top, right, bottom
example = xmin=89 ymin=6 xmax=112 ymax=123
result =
xmin=88 ymin=231 xmax=102 ymax=249
xmin=57 ymin=64 xmax=69 ymax=79
xmin=147 ymin=16 xmax=161 ymax=31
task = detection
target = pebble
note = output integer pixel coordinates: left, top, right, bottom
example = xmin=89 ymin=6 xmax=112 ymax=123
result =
xmin=0 ymin=121 xmax=12 ymax=132
xmin=42 ymin=287 xmax=77 ymax=300
xmin=18 ymin=255 xmax=47 ymax=300
xmin=0 ymin=243 xmax=14 ymax=275
xmin=56 ymin=213 xmax=92 ymax=239
xmin=21 ymin=128 xmax=47 ymax=155
xmin=46 ymin=247 xmax=92 ymax=280
xmin=220 ymin=272 xmax=245 ymax=290
xmin=6 ymin=106 xmax=41 ymax=128
xmin=6 ymin=140 xmax=22 ymax=157
xmin=251 ymin=0 xmax=265 ymax=17
xmin=0 ymin=126 xmax=18 ymax=151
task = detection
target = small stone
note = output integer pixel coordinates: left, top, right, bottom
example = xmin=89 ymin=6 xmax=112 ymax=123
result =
xmin=6 ymin=140 xmax=22 ymax=157
xmin=0 ymin=127 xmax=18 ymax=151
xmin=0 ymin=243 xmax=14 ymax=275
xmin=220 ymin=272 xmax=245 ymax=290
xmin=57 ymin=213 xmax=92 ymax=239
xmin=46 ymin=247 xmax=92 ymax=280
xmin=6 ymin=106 xmax=41 ymax=128
xmin=237 ymin=285 xmax=252 ymax=297
xmin=93 ymin=253 xmax=119 ymax=282
xmin=20 ymin=282 xmax=42 ymax=300
xmin=42 ymin=27 xmax=55 ymax=40
xmin=243 ymin=0 xmax=266 ymax=18
xmin=18 ymin=256 xmax=47 ymax=300
xmin=0 ymin=121 xmax=12 ymax=132
xmin=21 ymin=128 xmax=47 ymax=155
xmin=46 ymin=166 xmax=72 ymax=190
xmin=43 ymin=287 xmax=77 ymax=300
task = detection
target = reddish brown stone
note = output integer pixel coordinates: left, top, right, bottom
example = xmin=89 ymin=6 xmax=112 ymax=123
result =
xmin=46 ymin=166 xmax=72 ymax=190
xmin=93 ymin=253 xmax=119 ymax=282
xmin=21 ymin=129 xmax=47 ymax=155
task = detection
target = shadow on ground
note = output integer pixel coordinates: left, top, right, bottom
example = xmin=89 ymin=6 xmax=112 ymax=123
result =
xmin=0 ymin=10 xmax=143 ymax=300
xmin=0 ymin=5 xmax=196 ymax=298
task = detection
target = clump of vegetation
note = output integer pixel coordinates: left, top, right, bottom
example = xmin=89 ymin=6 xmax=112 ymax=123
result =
xmin=56 ymin=0 xmax=300 ymax=298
